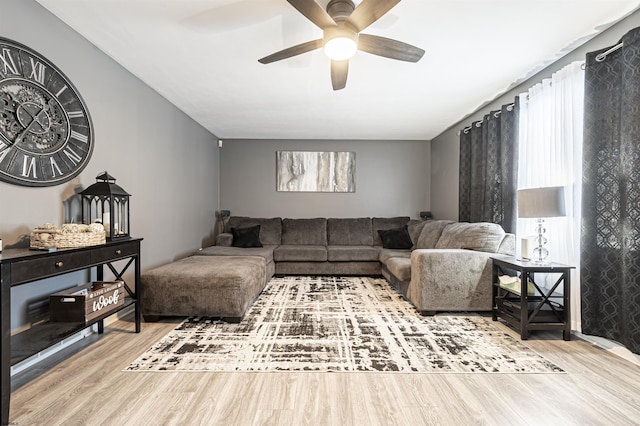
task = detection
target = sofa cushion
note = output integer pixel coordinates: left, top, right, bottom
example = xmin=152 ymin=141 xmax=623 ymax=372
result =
xmin=227 ymin=217 xmax=282 ymax=245
xmin=327 ymin=218 xmax=373 ymax=245
xmin=379 ymin=248 xmax=411 ymax=264
xmin=415 ymin=220 xmax=455 ymax=249
xmin=276 ymin=261 xmax=381 ymax=276
xmin=385 ymin=257 xmax=412 ymax=282
xmin=407 ymin=220 xmax=427 ymax=248
xmin=215 ymin=233 xmax=233 ymax=247
xmin=497 ymin=233 xmax=516 ymax=256
xmin=327 ymin=245 xmax=381 ymax=262
xmin=274 ymin=244 xmax=328 ymax=262
xmin=434 ymin=222 xmax=506 ymax=253
xmin=281 ymin=218 xmax=327 ymax=245
xmin=377 ymin=226 xmax=413 ymax=249
xmin=231 ymin=225 xmax=263 ymax=248
xmin=197 ymin=245 xmax=276 ymax=264
xmin=372 ymin=217 xmax=410 ymax=246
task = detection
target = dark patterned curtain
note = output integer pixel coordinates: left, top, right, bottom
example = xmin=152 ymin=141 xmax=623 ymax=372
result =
xmin=582 ymin=27 xmax=640 ymax=354
xmin=459 ymin=99 xmax=519 ymax=233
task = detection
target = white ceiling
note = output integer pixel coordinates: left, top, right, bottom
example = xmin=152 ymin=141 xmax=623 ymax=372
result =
xmin=35 ymin=0 xmax=640 ymax=140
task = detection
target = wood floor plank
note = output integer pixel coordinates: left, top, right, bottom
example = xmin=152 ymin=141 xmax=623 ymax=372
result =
xmin=8 ymin=315 xmax=640 ymax=425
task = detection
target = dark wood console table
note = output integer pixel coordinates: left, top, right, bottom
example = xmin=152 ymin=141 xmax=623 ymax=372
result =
xmin=0 ymin=238 xmax=142 ymax=426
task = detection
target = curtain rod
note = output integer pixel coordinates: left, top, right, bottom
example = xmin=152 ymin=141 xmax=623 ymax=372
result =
xmin=457 ymin=103 xmax=515 ymax=135
xmin=459 ymin=121 xmax=481 ymax=136
xmin=596 ymin=42 xmax=623 ymax=62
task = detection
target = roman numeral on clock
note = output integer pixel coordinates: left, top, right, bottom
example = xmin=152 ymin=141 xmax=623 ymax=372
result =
xmin=70 ymin=130 xmax=88 ymax=143
xmin=28 ymin=58 xmax=46 ymax=84
xmin=63 ymin=147 xmax=82 ymax=165
xmin=67 ymin=110 xmax=84 ymax=119
xmin=0 ymin=143 xmax=9 ymax=162
xmin=0 ymin=48 xmax=18 ymax=76
xmin=50 ymin=157 xmax=63 ymax=177
xmin=55 ymin=85 xmax=68 ymax=97
xmin=21 ymin=155 xmax=37 ymax=179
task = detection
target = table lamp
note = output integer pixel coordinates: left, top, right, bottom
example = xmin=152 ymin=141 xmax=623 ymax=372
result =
xmin=517 ymin=186 xmax=566 ymax=263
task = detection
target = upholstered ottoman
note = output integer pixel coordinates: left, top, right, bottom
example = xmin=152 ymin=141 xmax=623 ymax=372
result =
xmin=142 ymin=255 xmax=266 ymax=322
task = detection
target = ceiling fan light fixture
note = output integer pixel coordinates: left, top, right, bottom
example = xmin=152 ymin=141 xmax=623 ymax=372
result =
xmin=323 ymin=27 xmax=358 ymax=61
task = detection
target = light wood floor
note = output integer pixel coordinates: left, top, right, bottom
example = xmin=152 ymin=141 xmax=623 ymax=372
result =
xmin=9 ymin=314 xmax=640 ymax=426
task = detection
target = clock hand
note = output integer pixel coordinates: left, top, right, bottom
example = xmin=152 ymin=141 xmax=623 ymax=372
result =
xmin=0 ymin=130 xmax=13 ymax=146
xmin=15 ymin=108 xmax=48 ymax=145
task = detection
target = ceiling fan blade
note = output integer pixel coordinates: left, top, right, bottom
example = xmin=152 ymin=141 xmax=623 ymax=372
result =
xmin=331 ymin=60 xmax=349 ymax=90
xmin=358 ymin=34 xmax=424 ymax=62
xmin=346 ymin=0 xmax=400 ymax=32
xmin=258 ymin=39 xmax=323 ymax=64
xmin=287 ymin=0 xmax=337 ymax=29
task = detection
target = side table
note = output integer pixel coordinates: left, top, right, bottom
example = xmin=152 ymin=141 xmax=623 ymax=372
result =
xmin=491 ymin=257 xmax=574 ymax=340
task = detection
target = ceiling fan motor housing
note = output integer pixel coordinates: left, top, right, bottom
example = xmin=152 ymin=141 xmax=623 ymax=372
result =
xmin=324 ymin=26 xmax=358 ymax=45
xmin=327 ymin=0 xmax=355 ymax=23
xmin=324 ymin=0 xmax=358 ymax=61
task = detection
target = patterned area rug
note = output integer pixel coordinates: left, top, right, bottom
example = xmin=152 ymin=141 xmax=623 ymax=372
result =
xmin=126 ymin=276 xmax=564 ymax=373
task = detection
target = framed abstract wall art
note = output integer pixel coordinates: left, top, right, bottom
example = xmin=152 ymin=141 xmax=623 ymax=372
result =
xmin=276 ymin=151 xmax=355 ymax=192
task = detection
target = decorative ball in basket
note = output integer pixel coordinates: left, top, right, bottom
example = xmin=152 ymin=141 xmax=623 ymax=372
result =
xmin=80 ymin=171 xmax=131 ymax=241
xmin=30 ymin=223 xmax=106 ymax=249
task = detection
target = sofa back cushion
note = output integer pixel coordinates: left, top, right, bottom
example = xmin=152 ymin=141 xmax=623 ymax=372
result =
xmin=372 ymin=217 xmax=410 ymax=246
xmin=328 ymin=218 xmax=373 ymax=245
xmin=497 ymin=233 xmax=516 ymax=256
xmin=407 ymin=219 xmax=426 ymax=248
xmin=415 ymin=220 xmax=455 ymax=249
xmin=281 ymin=218 xmax=328 ymax=245
xmin=434 ymin=222 xmax=506 ymax=253
xmin=227 ymin=217 xmax=282 ymax=245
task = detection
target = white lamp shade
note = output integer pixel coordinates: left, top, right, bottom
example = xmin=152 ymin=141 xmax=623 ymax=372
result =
xmin=517 ymin=186 xmax=566 ymax=218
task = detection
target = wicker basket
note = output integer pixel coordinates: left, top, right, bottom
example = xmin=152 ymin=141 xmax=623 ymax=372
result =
xmin=30 ymin=223 xmax=106 ymax=249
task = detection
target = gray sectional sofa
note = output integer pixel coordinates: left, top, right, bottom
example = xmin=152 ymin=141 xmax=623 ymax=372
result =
xmin=142 ymin=215 xmax=514 ymax=321
xmin=203 ymin=216 xmax=515 ymax=315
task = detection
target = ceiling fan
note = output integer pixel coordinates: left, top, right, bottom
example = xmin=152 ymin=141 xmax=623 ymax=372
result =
xmin=258 ymin=0 xmax=425 ymax=90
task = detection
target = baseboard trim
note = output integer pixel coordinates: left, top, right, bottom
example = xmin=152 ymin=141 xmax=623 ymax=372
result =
xmin=574 ymin=332 xmax=640 ymax=366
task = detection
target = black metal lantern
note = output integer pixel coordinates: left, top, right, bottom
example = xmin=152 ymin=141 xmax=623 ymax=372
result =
xmin=80 ymin=172 xmax=131 ymax=241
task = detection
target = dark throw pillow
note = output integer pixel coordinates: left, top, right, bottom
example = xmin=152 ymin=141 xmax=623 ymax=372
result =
xmin=231 ymin=225 xmax=263 ymax=248
xmin=377 ymin=226 xmax=413 ymax=249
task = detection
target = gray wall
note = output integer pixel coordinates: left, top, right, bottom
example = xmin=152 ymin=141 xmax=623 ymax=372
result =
xmin=220 ymin=139 xmax=430 ymax=219
xmin=430 ymin=9 xmax=640 ymax=220
xmin=1 ymin=0 xmax=219 ymax=329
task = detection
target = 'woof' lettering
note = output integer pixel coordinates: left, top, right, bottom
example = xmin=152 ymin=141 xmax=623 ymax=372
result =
xmin=92 ymin=289 xmax=120 ymax=312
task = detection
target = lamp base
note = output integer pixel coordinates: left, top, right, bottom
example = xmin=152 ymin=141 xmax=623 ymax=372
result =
xmin=532 ymin=218 xmax=549 ymax=263
xmin=531 ymin=246 xmax=549 ymax=263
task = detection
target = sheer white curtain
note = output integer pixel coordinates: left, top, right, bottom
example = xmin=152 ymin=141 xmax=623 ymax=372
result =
xmin=517 ymin=61 xmax=584 ymax=330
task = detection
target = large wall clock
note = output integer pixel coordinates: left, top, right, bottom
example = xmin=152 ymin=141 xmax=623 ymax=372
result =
xmin=0 ymin=37 xmax=93 ymax=187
